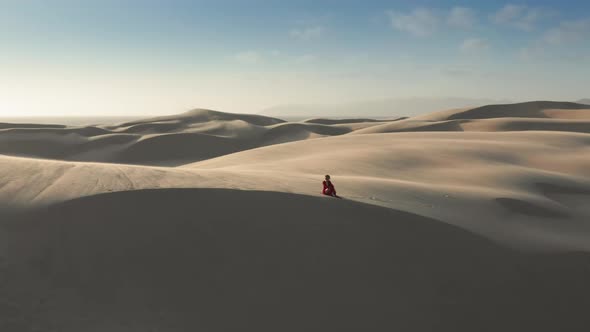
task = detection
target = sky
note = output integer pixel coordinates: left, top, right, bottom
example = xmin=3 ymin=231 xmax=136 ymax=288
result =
xmin=1 ymin=0 xmax=589 ymax=116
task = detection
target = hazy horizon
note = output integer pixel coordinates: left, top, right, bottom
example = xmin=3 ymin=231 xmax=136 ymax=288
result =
xmin=1 ymin=0 xmax=589 ymax=116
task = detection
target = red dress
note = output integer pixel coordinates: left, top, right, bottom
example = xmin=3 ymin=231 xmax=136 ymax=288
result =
xmin=322 ymin=180 xmax=336 ymax=196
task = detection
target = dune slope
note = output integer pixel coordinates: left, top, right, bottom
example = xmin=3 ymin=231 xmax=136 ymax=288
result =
xmin=186 ymin=131 xmax=590 ymax=250
xmin=3 ymin=188 xmax=590 ymax=332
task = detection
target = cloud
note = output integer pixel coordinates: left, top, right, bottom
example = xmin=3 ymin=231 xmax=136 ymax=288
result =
xmin=460 ymin=38 xmax=490 ymax=53
xmin=544 ymin=19 xmax=590 ymax=44
xmin=518 ymin=18 xmax=590 ymax=61
xmin=234 ymin=51 xmax=262 ymax=64
xmin=388 ymin=7 xmax=477 ymax=36
xmin=491 ymin=4 xmax=555 ymax=31
xmin=448 ymin=7 xmax=477 ymax=29
xmin=387 ymin=8 xmax=440 ymax=37
xmin=290 ymin=26 xmax=324 ymax=40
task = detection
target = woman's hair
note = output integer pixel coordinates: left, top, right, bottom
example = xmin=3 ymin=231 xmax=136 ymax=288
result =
xmin=325 ymin=174 xmax=330 ymax=180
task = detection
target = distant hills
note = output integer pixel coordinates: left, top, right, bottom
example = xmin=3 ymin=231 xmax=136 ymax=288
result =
xmin=577 ymin=99 xmax=590 ymax=105
xmin=259 ymin=97 xmax=513 ymax=118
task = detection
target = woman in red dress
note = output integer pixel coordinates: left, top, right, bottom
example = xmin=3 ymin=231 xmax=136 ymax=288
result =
xmin=322 ymin=174 xmax=338 ymax=197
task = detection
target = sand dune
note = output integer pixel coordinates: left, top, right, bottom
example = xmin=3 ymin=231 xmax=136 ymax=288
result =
xmin=3 ymin=102 xmax=587 ymax=166
xmin=462 ymin=117 xmax=590 ymax=132
xmin=1 ymin=101 xmax=590 ymax=330
xmin=114 ymin=109 xmax=286 ymax=127
xmin=2 ymin=188 xmax=589 ymax=331
xmin=415 ymin=101 xmax=590 ymax=121
xmin=259 ymin=97 xmax=511 ymax=117
xmin=185 ymin=131 xmax=590 ymax=250
xmin=114 ymin=132 xmax=247 ymax=165
xmin=303 ymin=117 xmax=405 ymax=125
xmin=0 ymin=122 xmax=66 ymax=129
xmin=0 ymin=109 xmax=389 ymax=165
xmin=260 ymin=122 xmax=352 ymax=145
xmin=353 ymin=117 xmax=590 ymax=134
xmin=352 ymin=119 xmax=464 ymax=134
xmin=1 ymin=130 xmax=589 ymax=250
xmin=354 ymin=101 xmax=590 ymax=134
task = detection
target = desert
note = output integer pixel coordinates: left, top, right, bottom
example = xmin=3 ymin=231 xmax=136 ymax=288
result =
xmin=1 ymin=101 xmax=590 ymax=331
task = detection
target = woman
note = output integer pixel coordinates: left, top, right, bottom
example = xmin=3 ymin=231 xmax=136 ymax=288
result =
xmin=322 ymin=174 xmax=338 ymax=197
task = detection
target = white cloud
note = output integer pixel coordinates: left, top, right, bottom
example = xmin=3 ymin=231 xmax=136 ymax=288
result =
xmin=518 ymin=18 xmax=590 ymax=61
xmin=387 ymin=8 xmax=440 ymax=37
xmin=388 ymin=7 xmax=477 ymax=36
xmin=491 ymin=4 xmax=555 ymax=31
xmin=448 ymin=7 xmax=477 ymax=29
xmin=234 ymin=51 xmax=262 ymax=64
xmin=460 ymin=38 xmax=490 ymax=53
xmin=290 ymin=26 xmax=324 ymax=40
xmin=544 ymin=19 xmax=590 ymax=44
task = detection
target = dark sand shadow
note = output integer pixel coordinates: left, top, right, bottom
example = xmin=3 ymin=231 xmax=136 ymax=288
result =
xmin=2 ymin=189 xmax=590 ymax=331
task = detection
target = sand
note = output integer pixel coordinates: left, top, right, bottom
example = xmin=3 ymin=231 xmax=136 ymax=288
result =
xmin=1 ymin=101 xmax=590 ymax=331
xmin=0 ymin=109 xmax=395 ymax=166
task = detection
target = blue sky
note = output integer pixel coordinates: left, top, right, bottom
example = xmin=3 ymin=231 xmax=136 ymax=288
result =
xmin=1 ymin=0 xmax=589 ymax=115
